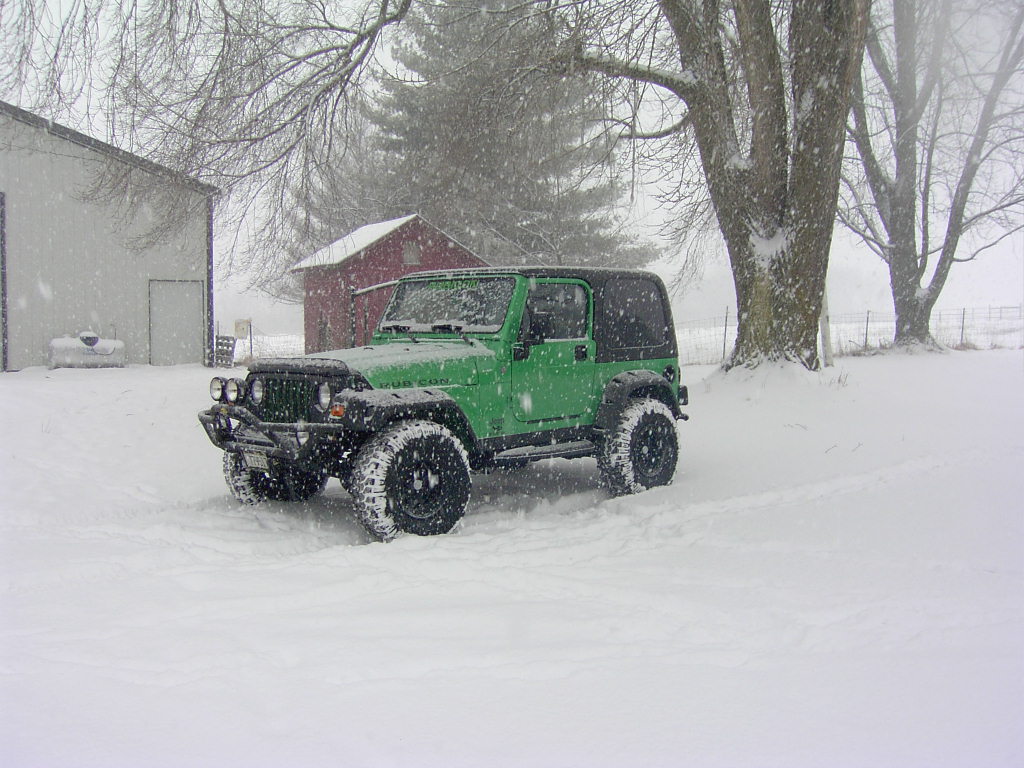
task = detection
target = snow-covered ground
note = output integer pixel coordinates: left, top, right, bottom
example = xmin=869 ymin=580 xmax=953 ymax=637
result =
xmin=2 ymin=351 xmax=1022 ymax=767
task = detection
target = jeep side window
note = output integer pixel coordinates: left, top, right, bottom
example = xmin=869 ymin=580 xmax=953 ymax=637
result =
xmin=601 ymin=278 xmax=669 ymax=348
xmin=522 ymin=282 xmax=589 ymax=341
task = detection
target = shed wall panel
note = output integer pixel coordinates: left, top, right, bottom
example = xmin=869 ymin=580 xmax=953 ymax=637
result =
xmin=1 ymin=113 xmax=209 ymax=369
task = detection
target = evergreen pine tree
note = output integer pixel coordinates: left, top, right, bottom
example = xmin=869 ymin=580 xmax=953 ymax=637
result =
xmin=366 ymin=0 xmax=657 ymax=267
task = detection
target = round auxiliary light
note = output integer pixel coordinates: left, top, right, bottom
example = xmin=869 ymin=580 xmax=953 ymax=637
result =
xmin=317 ymin=382 xmax=332 ymax=410
xmin=209 ymin=377 xmax=227 ymax=402
xmin=249 ymin=378 xmax=264 ymax=404
xmin=225 ymin=378 xmax=247 ymax=403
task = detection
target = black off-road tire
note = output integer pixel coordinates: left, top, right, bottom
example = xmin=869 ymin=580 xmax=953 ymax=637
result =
xmin=222 ymin=453 xmax=327 ymax=504
xmin=351 ymin=420 xmax=471 ymax=540
xmin=277 ymin=465 xmax=328 ymax=501
xmin=223 ymin=452 xmax=276 ymax=504
xmin=337 ymin=462 xmax=355 ymax=494
xmin=597 ymin=398 xmax=678 ymax=496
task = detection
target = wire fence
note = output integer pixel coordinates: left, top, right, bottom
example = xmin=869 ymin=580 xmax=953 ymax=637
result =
xmin=676 ymin=305 xmax=1023 ymax=365
xmin=231 ymin=306 xmax=1023 ymax=367
xmin=232 ymin=331 xmax=304 ymax=362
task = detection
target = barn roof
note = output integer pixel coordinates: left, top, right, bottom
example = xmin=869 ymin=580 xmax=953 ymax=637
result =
xmin=292 ymin=214 xmax=420 ymax=271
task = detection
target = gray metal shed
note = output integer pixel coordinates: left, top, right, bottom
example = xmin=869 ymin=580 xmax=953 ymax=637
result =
xmin=0 ymin=101 xmax=217 ymax=370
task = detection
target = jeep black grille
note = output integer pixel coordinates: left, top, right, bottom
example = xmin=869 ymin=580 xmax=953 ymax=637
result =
xmin=255 ymin=378 xmax=317 ymax=423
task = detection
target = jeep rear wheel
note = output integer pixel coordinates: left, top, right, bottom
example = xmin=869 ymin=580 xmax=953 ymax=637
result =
xmin=351 ymin=420 xmax=471 ymax=540
xmin=597 ymin=398 xmax=678 ymax=496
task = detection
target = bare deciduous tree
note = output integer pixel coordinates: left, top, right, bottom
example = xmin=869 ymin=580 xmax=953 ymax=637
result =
xmin=2 ymin=0 xmax=416 ymax=288
xmin=841 ymin=0 xmax=1024 ymax=347
xmin=549 ymin=0 xmax=871 ymax=368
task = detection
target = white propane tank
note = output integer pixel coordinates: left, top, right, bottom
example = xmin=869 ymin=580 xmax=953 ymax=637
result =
xmin=48 ymin=331 xmax=127 ymax=369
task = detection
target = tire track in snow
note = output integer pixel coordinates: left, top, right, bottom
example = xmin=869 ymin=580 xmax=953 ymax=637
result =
xmin=614 ymin=446 xmax=1022 ymax=532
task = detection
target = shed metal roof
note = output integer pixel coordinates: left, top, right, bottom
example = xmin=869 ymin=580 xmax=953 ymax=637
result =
xmin=0 ymin=100 xmax=218 ymax=196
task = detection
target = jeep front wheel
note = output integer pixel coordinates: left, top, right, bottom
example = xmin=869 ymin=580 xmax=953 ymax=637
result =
xmin=597 ymin=398 xmax=678 ymax=496
xmin=222 ymin=453 xmax=327 ymax=504
xmin=277 ymin=465 xmax=329 ymax=501
xmin=351 ymin=420 xmax=471 ymax=540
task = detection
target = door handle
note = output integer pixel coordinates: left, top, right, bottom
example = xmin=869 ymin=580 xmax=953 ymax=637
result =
xmin=574 ymin=344 xmax=588 ymax=361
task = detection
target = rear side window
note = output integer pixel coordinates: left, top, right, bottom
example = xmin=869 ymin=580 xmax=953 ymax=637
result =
xmin=601 ymin=278 xmax=670 ymax=349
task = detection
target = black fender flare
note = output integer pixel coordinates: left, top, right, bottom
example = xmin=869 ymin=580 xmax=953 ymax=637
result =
xmin=333 ymin=388 xmax=478 ymax=451
xmin=594 ymin=370 xmax=682 ymax=431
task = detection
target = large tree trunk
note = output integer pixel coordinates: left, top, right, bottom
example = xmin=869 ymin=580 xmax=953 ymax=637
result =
xmin=564 ymin=0 xmax=869 ymax=369
xmin=712 ymin=0 xmax=869 ymax=369
xmin=888 ymin=0 xmax=937 ymax=347
xmin=893 ymin=293 xmax=935 ymax=345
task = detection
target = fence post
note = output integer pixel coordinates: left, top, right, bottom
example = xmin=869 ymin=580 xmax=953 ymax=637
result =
xmin=722 ymin=306 xmax=729 ymax=361
xmin=819 ymin=290 xmax=834 ymax=367
xmin=348 ymin=285 xmax=357 ymax=348
xmin=960 ymin=308 xmax=967 ymax=346
xmin=864 ymin=310 xmax=870 ymax=349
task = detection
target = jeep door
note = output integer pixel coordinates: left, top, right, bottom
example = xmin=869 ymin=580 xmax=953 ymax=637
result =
xmin=511 ymin=279 xmax=596 ymax=423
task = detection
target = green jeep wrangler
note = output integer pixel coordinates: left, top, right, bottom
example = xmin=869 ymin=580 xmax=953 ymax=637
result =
xmin=200 ymin=267 xmax=688 ymax=540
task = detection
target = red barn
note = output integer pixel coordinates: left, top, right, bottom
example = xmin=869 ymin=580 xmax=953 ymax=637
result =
xmin=292 ymin=214 xmax=488 ymax=353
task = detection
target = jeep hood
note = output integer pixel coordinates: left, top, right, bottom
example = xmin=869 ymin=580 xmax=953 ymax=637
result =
xmin=305 ymin=341 xmax=495 ymax=388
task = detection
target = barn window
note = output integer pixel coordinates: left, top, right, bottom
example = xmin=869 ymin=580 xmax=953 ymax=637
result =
xmin=402 ymin=241 xmax=421 ymax=265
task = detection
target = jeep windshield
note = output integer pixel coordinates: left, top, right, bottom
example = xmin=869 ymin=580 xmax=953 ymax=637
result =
xmin=380 ymin=277 xmax=515 ymax=334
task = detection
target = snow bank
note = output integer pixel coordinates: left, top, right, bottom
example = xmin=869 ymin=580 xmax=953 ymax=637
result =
xmin=1 ymin=352 xmax=1022 ymax=767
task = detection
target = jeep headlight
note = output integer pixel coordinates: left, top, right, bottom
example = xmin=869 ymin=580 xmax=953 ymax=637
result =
xmin=209 ymin=377 xmax=227 ymax=402
xmin=225 ymin=378 xmax=247 ymax=403
xmin=249 ymin=378 xmax=264 ymax=405
xmin=317 ymin=382 xmax=332 ymax=410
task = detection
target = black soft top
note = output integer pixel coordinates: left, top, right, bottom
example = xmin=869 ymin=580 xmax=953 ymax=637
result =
xmin=400 ymin=267 xmax=677 ymax=364
xmin=402 ymin=266 xmax=660 ymax=283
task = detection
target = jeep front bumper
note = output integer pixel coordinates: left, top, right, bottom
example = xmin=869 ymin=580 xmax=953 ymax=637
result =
xmin=198 ymin=404 xmax=345 ymax=463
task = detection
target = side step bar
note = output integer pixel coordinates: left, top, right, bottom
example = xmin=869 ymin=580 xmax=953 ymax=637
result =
xmin=492 ymin=440 xmax=595 ymax=466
